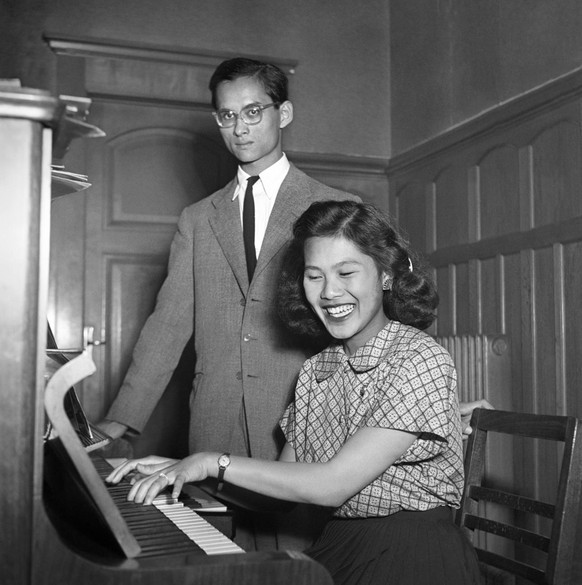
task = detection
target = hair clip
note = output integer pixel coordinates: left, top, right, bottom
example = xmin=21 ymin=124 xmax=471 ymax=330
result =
xmin=408 ymin=257 xmax=413 ymax=272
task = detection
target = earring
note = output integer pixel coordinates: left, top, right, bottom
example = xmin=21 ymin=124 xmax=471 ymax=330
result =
xmin=382 ymin=277 xmax=391 ymax=291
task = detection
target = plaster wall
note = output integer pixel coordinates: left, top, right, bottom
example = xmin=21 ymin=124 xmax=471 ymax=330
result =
xmin=391 ymin=0 xmax=582 ymax=153
xmin=2 ymin=0 xmax=391 ymax=160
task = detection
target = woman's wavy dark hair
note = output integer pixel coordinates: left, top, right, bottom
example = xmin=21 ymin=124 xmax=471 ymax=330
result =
xmin=278 ymin=200 xmax=439 ymax=342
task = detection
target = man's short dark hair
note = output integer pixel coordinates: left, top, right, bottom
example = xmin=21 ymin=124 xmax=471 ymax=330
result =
xmin=209 ymin=58 xmax=289 ymax=109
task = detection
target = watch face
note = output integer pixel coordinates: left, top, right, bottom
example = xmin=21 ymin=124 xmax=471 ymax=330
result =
xmin=218 ymin=454 xmax=230 ymax=467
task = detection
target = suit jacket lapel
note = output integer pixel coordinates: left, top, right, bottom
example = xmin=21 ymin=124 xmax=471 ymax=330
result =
xmin=208 ymin=179 xmax=249 ymax=292
xmin=255 ymin=165 xmax=310 ymax=278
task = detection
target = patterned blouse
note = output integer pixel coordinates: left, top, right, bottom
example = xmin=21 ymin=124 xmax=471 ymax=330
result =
xmin=279 ymin=320 xmax=465 ymax=519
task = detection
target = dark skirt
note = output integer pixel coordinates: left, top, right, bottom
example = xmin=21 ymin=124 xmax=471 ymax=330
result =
xmin=304 ymin=507 xmax=482 ymax=585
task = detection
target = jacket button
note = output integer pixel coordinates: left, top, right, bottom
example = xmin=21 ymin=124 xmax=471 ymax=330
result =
xmin=236 ymin=371 xmax=242 ymax=380
xmin=243 ymin=333 xmax=252 ymax=342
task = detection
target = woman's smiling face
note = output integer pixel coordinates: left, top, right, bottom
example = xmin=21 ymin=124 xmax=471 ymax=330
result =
xmin=303 ymin=235 xmax=389 ymax=356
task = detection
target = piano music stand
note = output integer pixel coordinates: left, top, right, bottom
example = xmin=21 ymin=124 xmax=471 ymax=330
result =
xmin=43 ymin=332 xmax=142 ymax=558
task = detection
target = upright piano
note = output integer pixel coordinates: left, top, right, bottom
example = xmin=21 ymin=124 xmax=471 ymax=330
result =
xmin=0 ymin=87 xmax=332 ymax=585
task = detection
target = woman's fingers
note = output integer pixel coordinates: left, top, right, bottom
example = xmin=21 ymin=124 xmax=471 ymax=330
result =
xmin=129 ymin=470 xmax=174 ymax=504
xmin=105 ymin=456 xmax=177 ymax=484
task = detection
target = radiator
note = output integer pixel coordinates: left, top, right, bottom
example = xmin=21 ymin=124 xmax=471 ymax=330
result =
xmin=435 ymin=334 xmax=511 ymax=407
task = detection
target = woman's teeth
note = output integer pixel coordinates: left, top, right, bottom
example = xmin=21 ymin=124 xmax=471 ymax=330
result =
xmin=326 ymin=304 xmax=354 ymax=318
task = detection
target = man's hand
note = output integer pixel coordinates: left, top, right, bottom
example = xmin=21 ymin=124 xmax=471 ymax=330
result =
xmin=96 ymin=419 xmax=129 ymax=441
xmin=459 ymin=399 xmax=494 ymax=438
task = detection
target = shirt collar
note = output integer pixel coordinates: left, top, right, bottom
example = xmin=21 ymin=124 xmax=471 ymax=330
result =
xmin=233 ymin=153 xmax=290 ymax=201
xmin=313 ymin=322 xmax=399 ymax=382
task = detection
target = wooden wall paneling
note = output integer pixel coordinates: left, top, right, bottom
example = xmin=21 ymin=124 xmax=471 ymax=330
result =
xmin=532 ymin=247 xmax=559 ymax=415
xmin=434 ymin=163 xmax=470 ymax=249
xmin=531 ymin=114 xmax=582 ymax=227
xmin=479 ymin=256 xmax=501 ymax=335
xmin=478 ymin=143 xmax=521 ymax=239
xmin=518 ymin=144 xmax=534 ymax=232
xmin=563 ymin=241 xmax=582 ymax=417
xmin=531 ymin=245 xmax=563 ymax=529
xmin=393 ymin=180 xmax=430 ymax=253
xmin=388 ymin=69 xmax=582 ymax=437
xmin=502 ymin=253 xmax=522 ymax=411
xmin=426 ymin=179 xmax=437 ymax=255
xmin=435 ymin=265 xmax=455 ymax=336
xmin=382 ymin=92 xmax=582 ymax=567
xmin=552 ymin=243 xmax=567 ymax=417
xmin=519 ymin=248 xmax=536 ymax=414
xmin=466 ymin=165 xmax=483 ymax=333
xmin=497 ymin=255 xmax=507 ymax=334
xmin=454 ymin=261 xmax=471 ymax=334
xmin=468 ymin=165 xmax=480 ymax=242
xmin=287 ymin=153 xmax=389 ymax=211
xmin=468 ymin=258 xmax=483 ymax=334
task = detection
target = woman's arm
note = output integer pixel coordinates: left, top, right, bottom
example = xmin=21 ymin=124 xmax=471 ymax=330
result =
xmin=107 ymin=427 xmax=417 ymax=506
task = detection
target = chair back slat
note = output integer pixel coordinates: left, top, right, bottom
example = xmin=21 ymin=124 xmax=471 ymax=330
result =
xmin=464 ymin=515 xmax=550 ymax=551
xmin=476 ymin=549 xmax=546 ymax=585
xmin=473 ymin=409 xmax=569 ymax=441
xmin=469 ymin=485 xmax=555 ymax=518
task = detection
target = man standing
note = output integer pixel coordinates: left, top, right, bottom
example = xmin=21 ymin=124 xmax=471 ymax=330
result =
xmin=98 ymin=58 xmax=357 ymax=548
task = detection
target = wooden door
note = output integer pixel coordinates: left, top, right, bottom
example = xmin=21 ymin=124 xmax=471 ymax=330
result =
xmin=81 ymin=98 xmax=236 ymax=457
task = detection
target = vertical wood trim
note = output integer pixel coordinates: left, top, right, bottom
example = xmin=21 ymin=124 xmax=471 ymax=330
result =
xmin=521 ymin=249 xmax=536 ymax=411
xmin=524 ymin=247 xmax=542 ymax=499
xmin=393 ymin=183 xmax=400 ymax=225
xmin=469 ymin=259 xmax=482 ymax=333
xmin=519 ymin=145 xmax=534 ymax=231
xmin=498 ymin=254 xmax=507 ymax=335
xmin=553 ymin=243 xmax=567 ymax=415
xmin=468 ymin=165 xmax=480 ymax=242
xmin=426 ymin=181 xmax=437 ymax=253
xmin=449 ymin=263 xmax=457 ymax=335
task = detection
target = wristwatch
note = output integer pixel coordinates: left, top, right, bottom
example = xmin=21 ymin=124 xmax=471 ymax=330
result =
xmin=217 ymin=452 xmax=231 ymax=491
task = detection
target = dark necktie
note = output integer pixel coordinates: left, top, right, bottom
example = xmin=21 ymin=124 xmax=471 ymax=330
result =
xmin=243 ymin=175 xmax=260 ymax=281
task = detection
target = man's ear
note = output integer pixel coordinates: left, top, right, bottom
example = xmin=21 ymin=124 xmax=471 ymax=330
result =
xmin=279 ymin=101 xmax=293 ymax=129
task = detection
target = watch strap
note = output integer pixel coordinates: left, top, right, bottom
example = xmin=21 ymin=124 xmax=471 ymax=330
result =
xmin=217 ymin=452 xmax=230 ymax=491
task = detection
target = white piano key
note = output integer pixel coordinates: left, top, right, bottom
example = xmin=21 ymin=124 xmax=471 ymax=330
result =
xmin=152 ymin=499 xmax=244 ymax=555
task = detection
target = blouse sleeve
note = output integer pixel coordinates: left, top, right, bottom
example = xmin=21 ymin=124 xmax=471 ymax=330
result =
xmin=279 ymin=401 xmax=297 ymax=446
xmin=366 ymin=341 xmax=459 ymax=462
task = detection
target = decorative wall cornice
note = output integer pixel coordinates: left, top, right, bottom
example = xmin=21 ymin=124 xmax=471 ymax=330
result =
xmin=44 ymin=33 xmax=298 ymax=75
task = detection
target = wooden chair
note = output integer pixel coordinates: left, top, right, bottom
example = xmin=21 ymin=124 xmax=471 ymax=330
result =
xmin=456 ymin=408 xmax=582 ymax=584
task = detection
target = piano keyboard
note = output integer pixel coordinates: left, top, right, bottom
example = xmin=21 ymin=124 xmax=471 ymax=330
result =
xmin=94 ymin=457 xmax=243 ymax=557
xmin=153 ymin=498 xmax=243 ymax=555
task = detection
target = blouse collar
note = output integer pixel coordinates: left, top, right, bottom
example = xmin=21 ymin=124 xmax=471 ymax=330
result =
xmin=313 ymin=321 xmax=402 ymax=382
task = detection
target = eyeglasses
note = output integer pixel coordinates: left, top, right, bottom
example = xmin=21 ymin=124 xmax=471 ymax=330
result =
xmin=212 ymin=103 xmax=278 ymax=128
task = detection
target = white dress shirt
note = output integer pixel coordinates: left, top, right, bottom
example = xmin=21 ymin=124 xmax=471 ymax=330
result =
xmin=233 ymin=153 xmax=290 ymax=257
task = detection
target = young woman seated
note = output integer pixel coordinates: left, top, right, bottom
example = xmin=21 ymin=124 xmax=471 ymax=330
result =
xmin=107 ymin=200 xmax=482 ymax=585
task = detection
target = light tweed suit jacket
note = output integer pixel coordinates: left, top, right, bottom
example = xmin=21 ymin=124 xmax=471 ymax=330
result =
xmin=107 ymin=164 xmax=359 ymax=460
